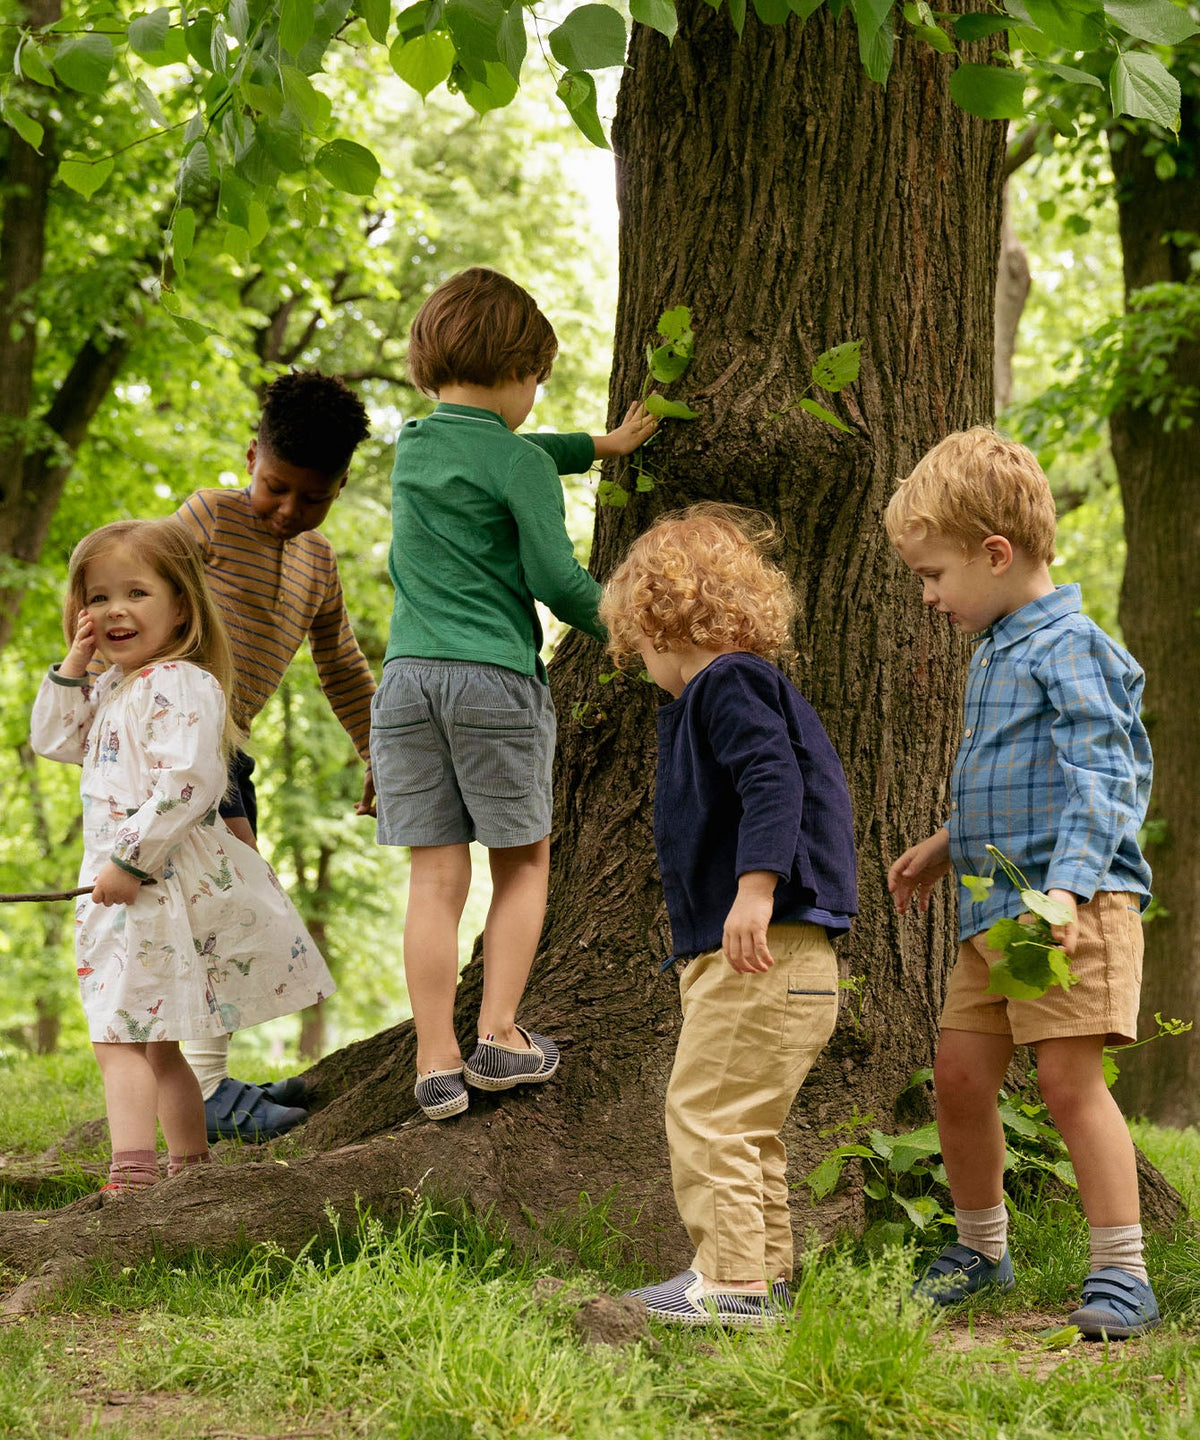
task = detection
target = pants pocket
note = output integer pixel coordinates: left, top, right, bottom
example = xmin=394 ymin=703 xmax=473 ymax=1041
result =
xmin=781 ymin=988 xmax=839 ymax=1052
xmin=371 ymin=701 xmax=443 ymax=795
xmin=453 ymin=705 xmax=537 ymax=799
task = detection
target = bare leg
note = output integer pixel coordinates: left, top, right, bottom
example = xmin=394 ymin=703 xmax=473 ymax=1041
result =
xmin=477 ymin=838 xmax=550 ymax=1046
xmin=1036 ymin=1035 xmax=1139 ymax=1227
xmin=93 ymin=1041 xmax=158 ymax=1153
xmin=933 ymin=1029 xmax=1015 ymax=1209
xmin=405 ymin=843 xmax=473 ymax=1073
xmin=147 ymin=1041 xmax=208 ymax=1157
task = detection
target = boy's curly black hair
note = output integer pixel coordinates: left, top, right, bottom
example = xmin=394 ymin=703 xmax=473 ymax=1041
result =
xmin=257 ymin=371 xmax=371 ymax=478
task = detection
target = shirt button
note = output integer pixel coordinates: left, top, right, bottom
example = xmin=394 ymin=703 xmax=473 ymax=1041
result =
xmin=980 ymin=658 xmax=989 ymax=667
xmin=964 ymin=728 xmax=973 ymax=738
xmin=951 ymin=801 xmax=958 ymax=810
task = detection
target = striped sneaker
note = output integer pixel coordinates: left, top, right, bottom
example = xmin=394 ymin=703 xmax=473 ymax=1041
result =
xmin=463 ymin=1026 xmax=559 ymax=1091
xmin=413 ymin=1066 xmax=468 ymax=1120
xmin=624 ymin=1269 xmax=783 ymax=1329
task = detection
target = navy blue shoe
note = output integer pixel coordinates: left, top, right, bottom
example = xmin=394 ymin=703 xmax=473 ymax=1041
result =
xmin=625 ymin=1270 xmax=782 ymax=1329
xmin=260 ymin=1075 xmax=309 ymax=1108
xmin=1068 ymin=1268 xmax=1161 ymax=1339
xmin=204 ymin=1078 xmax=307 ymax=1143
xmin=463 ymin=1026 xmax=559 ymax=1091
xmin=912 ymin=1243 xmax=1015 ymax=1305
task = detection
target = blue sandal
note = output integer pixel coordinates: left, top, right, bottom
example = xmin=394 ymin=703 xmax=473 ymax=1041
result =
xmin=1067 ymin=1267 xmax=1160 ymax=1339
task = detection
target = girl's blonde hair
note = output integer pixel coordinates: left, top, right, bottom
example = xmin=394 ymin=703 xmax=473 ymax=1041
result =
xmin=600 ymin=503 xmax=796 ymax=661
xmin=64 ymin=518 xmax=243 ymax=759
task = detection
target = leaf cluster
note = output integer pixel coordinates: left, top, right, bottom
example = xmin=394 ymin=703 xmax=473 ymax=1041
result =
xmin=960 ymin=844 xmax=1077 ymax=1001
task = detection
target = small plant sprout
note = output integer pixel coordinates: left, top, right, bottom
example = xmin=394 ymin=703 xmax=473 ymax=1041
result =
xmin=769 ymin=340 xmax=862 ymax=431
xmin=598 ymin=304 xmax=699 ymax=509
xmin=961 ymin=844 xmax=1078 ymax=1001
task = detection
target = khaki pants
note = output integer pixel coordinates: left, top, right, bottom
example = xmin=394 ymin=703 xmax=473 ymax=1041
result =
xmin=666 ymin=923 xmax=838 ymax=1284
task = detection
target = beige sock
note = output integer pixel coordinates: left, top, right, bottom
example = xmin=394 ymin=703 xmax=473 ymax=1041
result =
xmin=954 ymin=1203 xmax=1008 ymax=1263
xmin=1089 ymin=1224 xmax=1147 ymax=1283
xmin=184 ymin=1033 xmax=231 ymax=1101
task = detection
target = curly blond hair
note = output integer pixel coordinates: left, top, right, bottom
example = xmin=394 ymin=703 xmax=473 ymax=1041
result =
xmin=600 ymin=504 xmax=796 ymax=662
xmin=885 ymin=427 xmax=1057 ymax=564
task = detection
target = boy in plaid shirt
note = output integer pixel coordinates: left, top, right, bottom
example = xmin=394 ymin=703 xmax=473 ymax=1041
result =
xmin=886 ymin=428 xmax=1157 ymax=1339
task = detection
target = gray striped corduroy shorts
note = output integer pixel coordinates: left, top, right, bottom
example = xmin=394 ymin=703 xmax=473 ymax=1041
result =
xmin=371 ymin=658 xmax=556 ymax=849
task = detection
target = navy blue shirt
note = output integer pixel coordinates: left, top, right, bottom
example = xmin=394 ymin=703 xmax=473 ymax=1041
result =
xmin=652 ymin=652 xmax=858 ymax=960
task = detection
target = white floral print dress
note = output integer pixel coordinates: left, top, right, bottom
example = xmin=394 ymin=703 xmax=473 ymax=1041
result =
xmin=30 ymin=661 xmax=335 ymax=1043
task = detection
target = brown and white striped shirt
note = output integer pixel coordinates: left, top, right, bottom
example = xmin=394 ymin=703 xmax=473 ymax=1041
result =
xmin=175 ymin=487 xmax=374 ymax=762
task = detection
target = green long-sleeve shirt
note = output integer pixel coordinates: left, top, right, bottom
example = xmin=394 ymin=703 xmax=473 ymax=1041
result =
xmin=385 ymin=402 xmax=604 ymax=681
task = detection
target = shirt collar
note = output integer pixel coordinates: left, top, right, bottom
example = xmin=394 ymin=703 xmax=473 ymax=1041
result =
xmin=980 ymin=583 xmax=1081 ymax=653
xmin=431 ymin=401 xmax=508 ymax=427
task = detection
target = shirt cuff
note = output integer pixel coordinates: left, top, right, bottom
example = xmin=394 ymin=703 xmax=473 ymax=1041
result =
xmin=48 ymin=665 xmax=90 ymax=688
xmin=111 ymin=855 xmax=153 ymax=881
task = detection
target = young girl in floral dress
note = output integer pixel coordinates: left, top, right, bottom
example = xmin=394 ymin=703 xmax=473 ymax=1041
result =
xmin=30 ymin=518 xmax=335 ymax=1192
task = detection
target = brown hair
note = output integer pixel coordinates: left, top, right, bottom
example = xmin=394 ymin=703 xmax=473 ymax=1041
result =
xmin=406 ymin=268 xmax=558 ymax=395
xmin=64 ymin=518 xmax=243 ymax=759
xmin=885 ymin=426 xmax=1057 ymax=564
xmin=600 ymin=504 xmax=796 ymax=661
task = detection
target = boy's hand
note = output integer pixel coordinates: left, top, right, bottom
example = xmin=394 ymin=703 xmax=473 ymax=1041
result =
xmin=60 ymin=610 xmax=97 ymax=678
xmin=92 ymin=861 xmax=142 ymax=907
xmin=1044 ymin=888 xmax=1079 ymax=955
xmin=723 ymin=871 xmax=777 ymax=973
xmin=355 ymin=766 xmax=376 ymax=818
xmin=592 ymin=400 xmax=658 ymax=459
xmin=888 ymin=827 xmax=952 ymax=915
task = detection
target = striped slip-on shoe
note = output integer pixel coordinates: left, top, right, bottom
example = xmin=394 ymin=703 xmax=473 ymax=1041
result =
xmin=624 ymin=1270 xmax=783 ymax=1329
xmin=413 ymin=1066 xmax=468 ymax=1120
xmin=463 ymin=1026 xmax=559 ymax=1092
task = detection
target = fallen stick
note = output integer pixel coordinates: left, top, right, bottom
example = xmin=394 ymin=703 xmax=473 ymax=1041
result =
xmin=0 ymin=880 xmax=156 ymax=903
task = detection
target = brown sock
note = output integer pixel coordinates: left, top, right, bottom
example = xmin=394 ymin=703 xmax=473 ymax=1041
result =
xmin=167 ymin=1149 xmax=212 ymax=1179
xmin=106 ymin=1148 xmax=159 ymax=1190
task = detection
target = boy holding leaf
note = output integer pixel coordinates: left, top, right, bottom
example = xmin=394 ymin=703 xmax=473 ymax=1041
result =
xmin=885 ymin=428 xmax=1157 ymax=1339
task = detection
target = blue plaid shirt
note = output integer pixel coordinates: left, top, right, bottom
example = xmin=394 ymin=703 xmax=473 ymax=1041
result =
xmin=949 ymin=584 xmax=1152 ymax=942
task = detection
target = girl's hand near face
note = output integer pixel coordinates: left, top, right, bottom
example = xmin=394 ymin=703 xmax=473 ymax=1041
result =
xmin=60 ymin=610 xmax=97 ymax=679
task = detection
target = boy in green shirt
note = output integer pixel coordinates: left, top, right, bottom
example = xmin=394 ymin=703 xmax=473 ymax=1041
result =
xmin=373 ymin=266 xmax=654 ymax=1119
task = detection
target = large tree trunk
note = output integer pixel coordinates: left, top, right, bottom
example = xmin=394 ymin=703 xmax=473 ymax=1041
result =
xmin=1109 ymin=98 xmax=1200 ymax=1126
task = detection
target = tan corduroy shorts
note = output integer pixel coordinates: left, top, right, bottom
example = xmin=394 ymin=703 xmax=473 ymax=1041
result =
xmin=940 ymin=890 xmax=1144 ymax=1047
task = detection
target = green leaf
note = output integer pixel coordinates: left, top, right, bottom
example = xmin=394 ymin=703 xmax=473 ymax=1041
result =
xmin=445 ymin=0 xmax=502 ymax=71
xmin=52 ymin=33 xmax=114 ymax=94
xmin=497 ymin=3 xmax=527 ymax=76
xmin=222 ymin=222 xmax=251 ymax=262
xmin=596 ymin=479 xmax=630 ymax=507
xmin=1110 ymin=51 xmax=1180 ymax=131
xmin=1020 ymin=0 xmax=1103 ymax=50
xmin=57 ymin=155 xmax=115 ymax=197
xmin=1034 ymin=1324 xmax=1081 ymax=1349
xmin=281 ymin=64 xmax=327 ymax=128
xmin=657 ymin=305 xmax=693 ymax=343
xmin=1101 ymin=1049 xmax=1120 ymax=1087
xmin=178 ymin=138 xmax=216 ymax=201
xmin=133 ymin=76 xmax=168 ymax=126
xmin=647 ymin=343 xmax=691 ymax=383
xmin=391 ymin=29 xmax=456 ymax=96
xmin=160 ymin=290 xmax=219 ymax=343
xmin=255 ymin=117 xmax=305 ymax=172
xmin=1043 ymin=60 xmax=1103 ymax=89
xmin=556 ymin=68 xmax=608 ymax=147
xmin=227 ymin=0 xmax=251 ymax=43
xmin=997 ymin=1099 xmax=1040 ymax=1137
xmin=894 ymin=1194 xmax=943 ymax=1228
xmin=952 ymin=12 xmax=1012 ymax=37
xmin=288 ymin=185 xmax=324 ymax=224
xmin=549 ymin=4 xmax=628 ymax=69
xmin=789 ymin=0 xmax=826 ymax=16
xmin=361 ymin=0 xmax=392 ymax=42
xmin=2 ymin=100 xmax=44 ymax=151
xmin=644 ymin=393 xmax=700 ymax=419
xmin=210 ymin=24 xmax=229 ymax=74
xmin=1019 ymin=888 xmax=1074 ymax=927
xmin=184 ymin=13 xmax=214 ymax=68
xmin=960 ymin=873 xmax=994 ymax=903
xmin=911 ymin=21 xmax=956 ymax=50
xmin=949 ymin=62 xmax=1026 ymax=120
xmin=798 ymin=396 xmax=851 ymax=432
xmin=17 ymin=40 xmax=57 ymax=87
xmin=242 ymin=79 xmax=284 ymax=118
xmin=246 ymin=197 xmax=269 ymax=247
xmin=460 ymin=58 xmax=520 ymax=113
xmin=314 ymin=137 xmax=381 ymax=195
xmin=1103 ymin=0 xmax=1198 ymax=45
xmin=753 ymin=0 xmax=793 ymax=20
xmin=631 ymin=0 xmax=679 ymax=38
xmin=728 ymin=0 xmax=747 ymax=33
xmin=862 ymin=1178 xmax=888 ymax=1200
xmin=172 ymin=205 xmax=197 ymax=261
xmin=280 ymin=0 xmax=317 ymax=55
xmin=812 ymin=339 xmax=861 ymax=392
xmin=805 ymin=1150 xmax=847 ymax=1199
xmin=128 ymin=7 xmax=171 ymax=56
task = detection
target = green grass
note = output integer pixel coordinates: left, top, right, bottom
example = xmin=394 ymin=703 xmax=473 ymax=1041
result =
xmin=3 ymin=1056 xmax=1200 ymax=1439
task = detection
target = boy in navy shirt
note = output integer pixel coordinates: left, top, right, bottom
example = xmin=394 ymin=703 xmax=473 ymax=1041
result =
xmin=599 ymin=504 xmax=857 ymax=1327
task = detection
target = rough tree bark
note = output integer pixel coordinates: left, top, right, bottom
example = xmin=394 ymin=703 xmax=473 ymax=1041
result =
xmin=1 ymin=4 xmax=1180 ymax=1298
xmin=1109 ymin=97 xmax=1200 ymax=1126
